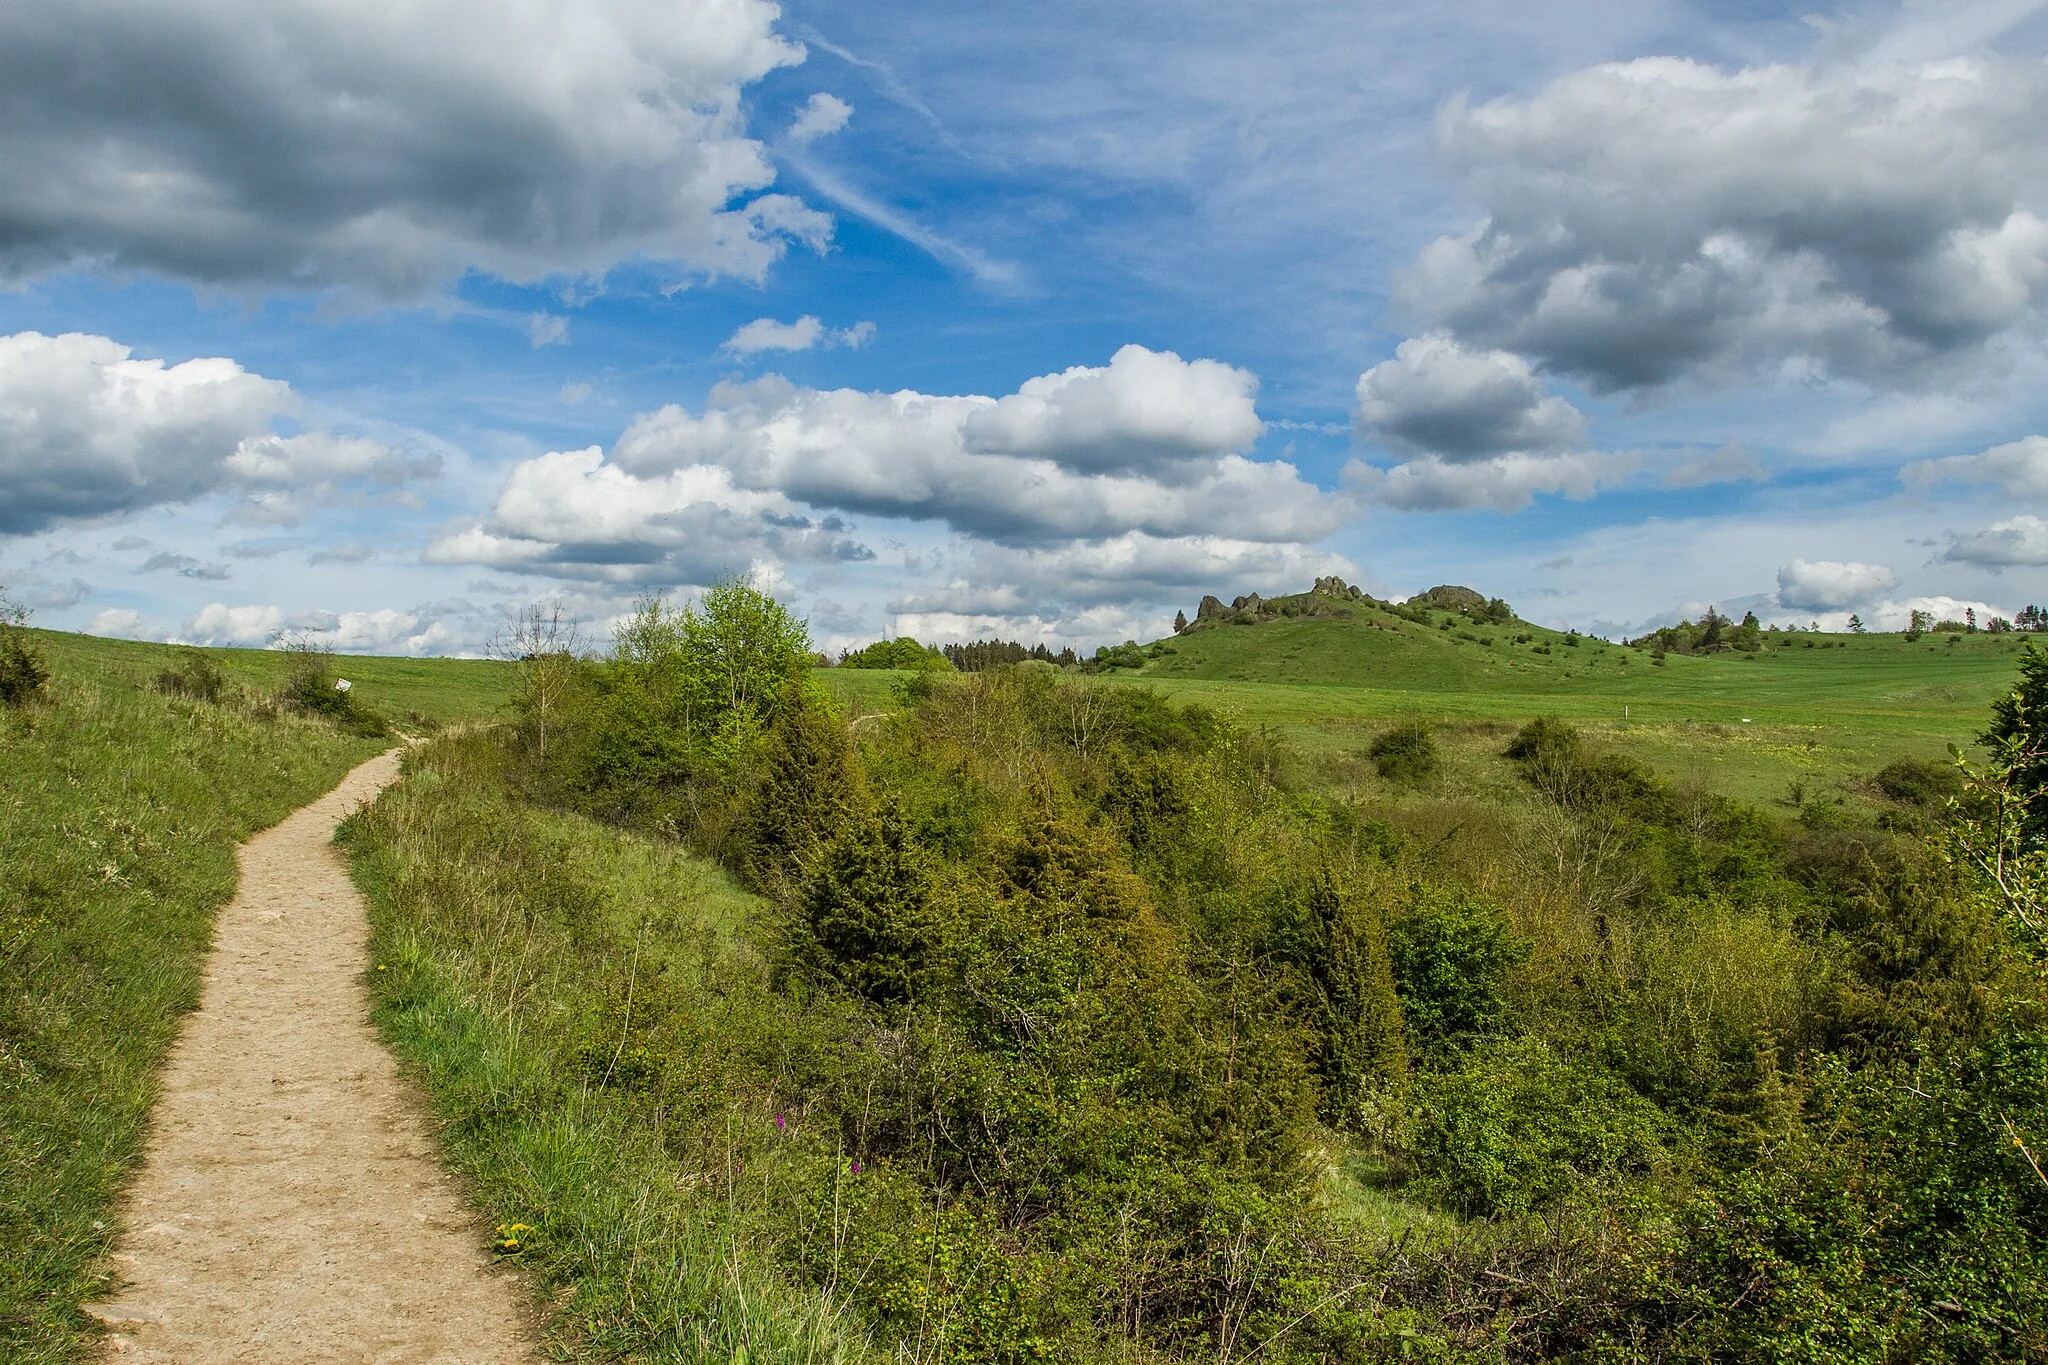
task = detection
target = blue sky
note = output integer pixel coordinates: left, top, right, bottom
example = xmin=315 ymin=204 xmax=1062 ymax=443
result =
xmin=4 ymin=0 xmax=2048 ymax=653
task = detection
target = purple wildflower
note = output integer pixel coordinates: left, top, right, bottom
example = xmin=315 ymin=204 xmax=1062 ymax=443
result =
xmin=849 ymin=1159 xmax=863 ymax=1175
xmin=774 ymin=1112 xmax=787 ymax=1131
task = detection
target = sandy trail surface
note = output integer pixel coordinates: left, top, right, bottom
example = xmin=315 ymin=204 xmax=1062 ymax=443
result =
xmin=91 ymin=752 xmax=540 ymax=1364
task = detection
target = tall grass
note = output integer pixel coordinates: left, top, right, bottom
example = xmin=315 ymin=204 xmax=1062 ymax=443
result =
xmin=0 ymin=650 xmax=386 ymax=1360
xmin=342 ymin=733 xmax=872 ymax=1364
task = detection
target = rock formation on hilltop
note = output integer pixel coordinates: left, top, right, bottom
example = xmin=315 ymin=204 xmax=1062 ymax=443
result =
xmin=1180 ymin=576 xmax=1373 ymax=631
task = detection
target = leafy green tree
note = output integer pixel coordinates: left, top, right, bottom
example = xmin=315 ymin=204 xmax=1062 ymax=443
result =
xmin=684 ymin=575 xmax=814 ymax=733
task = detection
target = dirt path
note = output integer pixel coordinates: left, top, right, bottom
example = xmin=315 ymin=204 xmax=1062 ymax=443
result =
xmin=91 ymin=752 xmax=540 ymax=1363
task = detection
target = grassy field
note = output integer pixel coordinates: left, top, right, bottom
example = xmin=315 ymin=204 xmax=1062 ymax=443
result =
xmin=1134 ymin=609 xmax=2019 ymax=804
xmin=0 ymin=630 xmax=512 ymax=1361
xmin=18 ymin=629 xmax=518 ymax=727
xmin=826 ymin=611 xmax=2025 ymax=808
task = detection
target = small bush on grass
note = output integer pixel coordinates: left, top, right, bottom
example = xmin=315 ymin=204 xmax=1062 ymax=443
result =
xmin=276 ymin=637 xmax=391 ymax=738
xmin=0 ymin=589 xmax=50 ymax=707
xmin=152 ymin=647 xmax=229 ymax=704
xmin=1873 ymin=755 xmax=1963 ymax=806
xmin=1368 ymin=719 xmax=1438 ymax=785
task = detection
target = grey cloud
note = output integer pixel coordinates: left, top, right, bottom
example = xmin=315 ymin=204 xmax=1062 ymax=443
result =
xmin=307 ymin=542 xmax=378 ymax=565
xmin=1356 ymin=335 xmax=1585 ymax=460
xmin=890 ymin=533 xmax=1353 ymax=620
xmin=1346 ymin=450 xmax=1637 ymax=513
xmin=224 ymin=537 xmax=302 ymax=558
xmin=139 ymin=551 xmax=230 ymax=580
xmin=1945 ymin=514 xmax=2048 ymax=566
xmin=1401 ymin=56 xmax=2048 ymax=393
xmin=1666 ymin=443 xmax=1767 ymax=488
xmin=0 ymin=0 xmax=826 ymax=298
xmin=1776 ymin=558 xmax=1897 ymax=610
xmin=15 ymin=575 xmax=92 ymax=609
xmin=1906 ymin=434 xmax=2048 ymax=498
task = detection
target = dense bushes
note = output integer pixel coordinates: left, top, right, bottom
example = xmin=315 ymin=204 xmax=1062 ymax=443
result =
xmin=371 ymin=583 xmax=2048 ymax=1362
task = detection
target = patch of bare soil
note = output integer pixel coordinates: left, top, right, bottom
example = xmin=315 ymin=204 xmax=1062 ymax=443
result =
xmin=92 ymin=752 xmax=540 ymax=1363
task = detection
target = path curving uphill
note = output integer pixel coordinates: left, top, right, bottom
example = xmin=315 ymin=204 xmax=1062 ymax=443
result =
xmin=92 ymin=752 xmax=539 ymax=1363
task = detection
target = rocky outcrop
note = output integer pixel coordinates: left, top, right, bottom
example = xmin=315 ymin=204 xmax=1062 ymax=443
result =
xmin=1312 ymin=575 xmax=1366 ymax=601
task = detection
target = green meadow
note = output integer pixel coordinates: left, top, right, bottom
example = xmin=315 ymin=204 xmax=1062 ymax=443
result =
xmin=828 ymin=603 xmax=2020 ymax=808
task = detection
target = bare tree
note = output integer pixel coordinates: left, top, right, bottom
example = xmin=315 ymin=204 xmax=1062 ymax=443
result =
xmin=492 ymin=600 xmax=583 ymax=761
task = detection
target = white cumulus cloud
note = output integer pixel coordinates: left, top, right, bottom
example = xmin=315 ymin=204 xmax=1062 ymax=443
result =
xmin=428 ymin=346 xmax=1349 ymax=634
xmin=181 ymin=602 xmax=287 ymax=647
xmin=788 ymin=93 xmax=854 ymax=145
xmin=720 ymin=316 xmax=876 ymax=355
xmin=424 ymin=446 xmax=873 ymax=585
xmin=0 ymin=330 xmax=429 ymax=534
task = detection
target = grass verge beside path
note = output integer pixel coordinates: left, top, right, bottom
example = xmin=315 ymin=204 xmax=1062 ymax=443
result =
xmin=342 ymin=733 xmax=869 ymax=1365
xmin=0 ymin=651 xmax=386 ymax=1360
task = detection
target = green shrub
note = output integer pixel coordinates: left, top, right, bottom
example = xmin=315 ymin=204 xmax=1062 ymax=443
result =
xmin=733 ymin=689 xmax=868 ymax=891
xmin=1283 ymin=875 xmax=1409 ymax=1120
xmin=1368 ymin=719 xmax=1438 ymax=784
xmin=1090 ymin=640 xmax=1147 ymax=671
xmin=796 ymin=805 xmax=941 ymax=1004
xmin=0 ymin=591 xmax=49 ymax=707
xmin=1410 ymin=1035 xmax=1674 ymax=1217
xmin=1873 ymin=755 xmax=1962 ymax=806
xmin=1386 ymin=886 xmax=1523 ymax=1052
xmin=277 ymin=645 xmax=391 ymax=737
xmin=152 ymin=647 xmax=229 ymax=703
xmin=1503 ymin=714 xmax=1580 ymax=764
